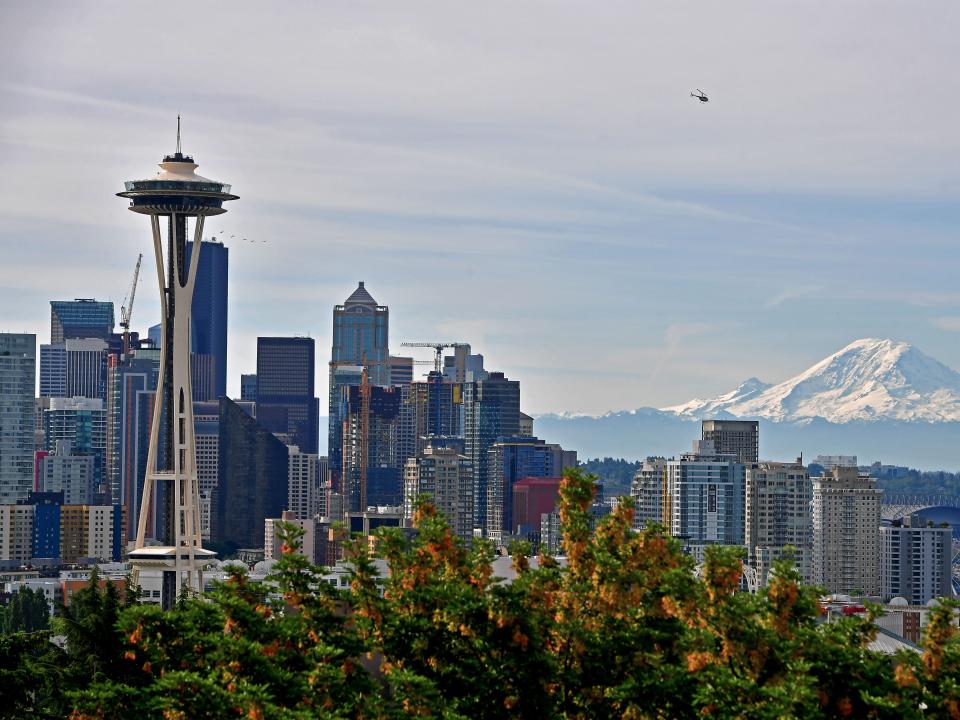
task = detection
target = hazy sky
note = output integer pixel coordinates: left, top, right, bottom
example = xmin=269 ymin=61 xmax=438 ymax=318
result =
xmin=2 ymin=2 xmax=959 ymax=415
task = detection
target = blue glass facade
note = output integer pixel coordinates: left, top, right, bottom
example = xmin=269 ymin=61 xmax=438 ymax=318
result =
xmin=185 ymin=240 xmax=229 ymax=399
xmin=27 ymin=492 xmax=63 ymax=561
xmin=50 ymin=300 xmax=114 ymax=344
xmin=256 ymin=337 xmax=319 ymax=454
xmin=329 ymin=283 xmax=389 ymax=486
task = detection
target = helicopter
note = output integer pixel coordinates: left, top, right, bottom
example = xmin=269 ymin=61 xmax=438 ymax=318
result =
xmin=691 ymin=89 xmax=709 ymax=103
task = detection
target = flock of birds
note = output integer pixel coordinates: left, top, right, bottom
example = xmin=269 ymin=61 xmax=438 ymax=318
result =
xmin=213 ymin=91 xmax=707 ymax=243
xmin=213 ymin=230 xmax=268 ymax=245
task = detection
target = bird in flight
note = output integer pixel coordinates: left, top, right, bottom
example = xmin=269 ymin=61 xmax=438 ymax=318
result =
xmin=691 ymin=89 xmax=709 ymax=103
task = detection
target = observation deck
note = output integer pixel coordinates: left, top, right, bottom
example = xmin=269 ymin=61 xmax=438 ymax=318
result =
xmin=118 ymin=152 xmax=238 ymax=216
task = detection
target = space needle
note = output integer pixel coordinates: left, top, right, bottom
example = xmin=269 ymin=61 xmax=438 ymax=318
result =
xmin=118 ymin=120 xmax=237 ymax=607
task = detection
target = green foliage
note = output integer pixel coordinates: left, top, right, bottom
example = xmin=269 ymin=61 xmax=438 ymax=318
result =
xmin=8 ymin=467 xmax=960 ymax=718
xmin=1 ymin=586 xmax=50 ymax=634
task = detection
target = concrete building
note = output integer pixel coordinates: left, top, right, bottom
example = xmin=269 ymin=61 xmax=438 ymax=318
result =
xmin=287 ymin=445 xmax=319 ymax=520
xmin=744 ymin=461 xmax=812 ymax=584
xmin=265 ymin=511 xmax=316 ymax=562
xmin=880 ymin=521 xmax=952 ymax=604
xmin=812 ymin=467 xmax=882 ymax=596
xmin=194 ymin=401 xmax=220 ymax=540
xmin=701 ymin=420 xmax=759 ymax=464
xmin=0 ymin=504 xmax=35 ymax=562
xmin=39 ymin=442 xmax=96 ymax=505
xmin=403 ymin=442 xmax=473 ymax=541
xmin=631 ymin=457 xmax=668 ymax=530
xmin=0 ymin=334 xmax=37 ymax=505
xmin=65 ymin=338 xmax=109 ymax=400
xmin=388 ymin=356 xmax=414 ymax=386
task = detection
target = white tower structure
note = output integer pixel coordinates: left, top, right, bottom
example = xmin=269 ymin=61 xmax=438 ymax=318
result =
xmin=118 ymin=122 xmax=237 ymax=607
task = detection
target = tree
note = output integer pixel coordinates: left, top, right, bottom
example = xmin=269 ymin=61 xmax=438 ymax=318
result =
xmin=1 ymin=586 xmax=50 ymax=634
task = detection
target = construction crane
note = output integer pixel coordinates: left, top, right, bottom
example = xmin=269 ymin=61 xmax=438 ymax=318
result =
xmin=120 ymin=253 xmax=143 ymax=355
xmin=401 ymin=342 xmax=470 ymax=373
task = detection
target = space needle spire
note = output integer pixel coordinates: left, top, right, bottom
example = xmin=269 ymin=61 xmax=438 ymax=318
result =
xmin=118 ymin=122 xmax=237 ymax=607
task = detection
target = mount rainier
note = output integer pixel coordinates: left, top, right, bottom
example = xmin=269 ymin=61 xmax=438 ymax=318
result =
xmin=535 ymin=339 xmax=960 ymax=469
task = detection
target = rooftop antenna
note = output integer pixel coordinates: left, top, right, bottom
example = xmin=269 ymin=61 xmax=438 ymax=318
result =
xmin=176 ymin=114 xmax=182 ymax=155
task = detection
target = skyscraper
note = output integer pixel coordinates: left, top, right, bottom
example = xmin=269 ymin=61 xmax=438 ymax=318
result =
xmin=240 ymin=373 xmax=257 ymax=401
xmin=631 ymin=457 xmax=668 ymax=530
xmin=0 ymin=334 xmax=37 ymax=505
xmin=43 ymin=397 xmax=108 ymax=494
xmin=701 ymin=420 xmax=759 ymax=464
xmin=214 ymin=397 xmax=288 ymax=549
xmin=39 ymin=343 xmax=66 ymax=399
xmin=340 ymin=381 xmax=403 ymax=511
xmin=744 ymin=461 xmax=812 ymax=584
xmin=328 ymin=282 xmax=389 ymax=482
xmin=664 ymin=440 xmax=745 ymax=553
xmin=485 ymin=436 xmax=574 ymax=543
xmin=880 ymin=521 xmax=952 ymax=604
xmin=256 ymin=337 xmax=319 ymax=454
xmin=65 ymin=338 xmax=109 ymax=400
xmin=50 ymin=299 xmax=114 ymax=344
xmin=463 ymin=372 xmax=520 ymax=533
xmin=185 ymin=239 xmax=229 ymax=399
xmin=403 ymin=442 xmax=473 ymax=541
xmin=812 ymin=466 xmax=882 ymax=595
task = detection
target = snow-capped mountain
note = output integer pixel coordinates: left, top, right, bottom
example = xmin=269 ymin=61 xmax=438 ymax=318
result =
xmin=661 ymin=338 xmax=960 ymax=424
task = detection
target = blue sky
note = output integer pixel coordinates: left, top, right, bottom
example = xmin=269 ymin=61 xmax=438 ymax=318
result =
xmin=1 ymin=1 xmax=959 ymax=415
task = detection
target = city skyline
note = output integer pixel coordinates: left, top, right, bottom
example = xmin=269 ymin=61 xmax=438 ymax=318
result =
xmin=3 ymin=3 xmax=960 ymax=415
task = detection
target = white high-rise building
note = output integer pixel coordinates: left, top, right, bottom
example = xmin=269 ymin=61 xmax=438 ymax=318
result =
xmin=880 ymin=522 xmax=952 ymax=604
xmin=665 ymin=440 xmax=745 ymax=550
xmin=812 ymin=467 xmax=882 ymax=595
xmin=745 ymin=461 xmax=812 ymax=584
xmin=65 ymin=338 xmax=109 ymax=400
xmin=287 ymin=446 xmax=319 ymax=520
xmin=0 ymin=334 xmax=36 ymax=505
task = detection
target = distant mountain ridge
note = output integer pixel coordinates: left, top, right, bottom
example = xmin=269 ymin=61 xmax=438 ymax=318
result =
xmin=660 ymin=338 xmax=960 ymax=423
xmin=533 ymin=339 xmax=960 ymax=469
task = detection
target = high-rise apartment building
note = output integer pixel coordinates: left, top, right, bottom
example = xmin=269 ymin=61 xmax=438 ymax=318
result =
xmin=880 ymin=522 xmax=952 ymax=605
xmin=0 ymin=334 xmax=36 ymax=505
xmin=664 ymin=441 xmax=745 ymax=550
xmin=287 ymin=445 xmax=319 ymax=520
xmin=50 ymin=299 xmax=114 ymax=344
xmin=329 ymin=282 xmax=389 ymax=482
xmin=39 ymin=442 xmax=96 ymax=505
xmin=0 ymin=504 xmax=35 ymax=562
xmin=403 ymin=442 xmax=473 ymax=541
xmin=812 ymin=467 xmax=882 ymax=595
xmin=256 ymin=337 xmax=319 ymax=454
xmin=701 ymin=420 xmax=759 ymax=464
xmin=185 ymin=239 xmax=229 ymax=400
xmin=744 ymin=461 xmax=812 ymax=584
xmin=485 ymin=436 xmax=575 ymax=543
xmin=463 ymin=372 xmax=520 ymax=533
xmin=631 ymin=457 xmax=668 ymax=530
